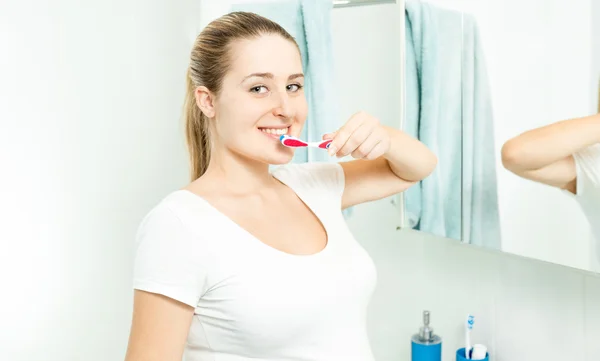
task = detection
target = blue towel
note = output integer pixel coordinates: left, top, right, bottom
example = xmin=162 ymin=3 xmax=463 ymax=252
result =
xmin=404 ymin=0 xmax=501 ymax=249
xmin=299 ymin=0 xmax=339 ymax=163
xmin=460 ymin=12 xmax=501 ymax=249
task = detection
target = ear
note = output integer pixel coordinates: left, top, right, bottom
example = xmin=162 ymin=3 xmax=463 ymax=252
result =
xmin=194 ymin=86 xmax=216 ymax=118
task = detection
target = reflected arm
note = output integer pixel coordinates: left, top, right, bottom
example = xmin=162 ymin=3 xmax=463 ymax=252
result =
xmin=501 ymin=113 xmax=600 ymax=192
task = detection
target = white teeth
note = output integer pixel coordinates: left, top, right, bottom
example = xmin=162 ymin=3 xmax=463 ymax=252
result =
xmin=260 ymin=128 xmax=288 ymax=135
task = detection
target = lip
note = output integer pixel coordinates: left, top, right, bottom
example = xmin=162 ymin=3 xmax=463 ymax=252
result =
xmin=257 ymin=125 xmax=291 ymax=129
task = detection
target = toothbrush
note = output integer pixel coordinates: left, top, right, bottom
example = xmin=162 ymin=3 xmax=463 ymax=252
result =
xmin=466 ymin=314 xmax=475 ymax=359
xmin=279 ymin=134 xmax=332 ymax=149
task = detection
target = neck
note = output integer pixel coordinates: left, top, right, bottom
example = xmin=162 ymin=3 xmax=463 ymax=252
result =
xmin=199 ymin=149 xmax=279 ymax=195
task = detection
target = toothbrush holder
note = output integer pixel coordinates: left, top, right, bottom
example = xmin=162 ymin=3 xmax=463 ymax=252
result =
xmin=456 ymin=347 xmax=489 ymax=361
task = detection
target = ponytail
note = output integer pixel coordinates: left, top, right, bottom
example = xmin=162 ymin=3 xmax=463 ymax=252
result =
xmin=184 ymin=70 xmax=211 ymax=181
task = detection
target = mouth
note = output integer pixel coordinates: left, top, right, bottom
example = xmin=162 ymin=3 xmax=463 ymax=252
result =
xmin=258 ymin=126 xmax=291 ymax=140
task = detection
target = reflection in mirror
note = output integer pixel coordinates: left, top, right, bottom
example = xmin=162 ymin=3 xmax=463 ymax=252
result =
xmin=403 ymin=0 xmax=600 ymax=273
xmin=501 ymin=114 xmax=600 ymax=272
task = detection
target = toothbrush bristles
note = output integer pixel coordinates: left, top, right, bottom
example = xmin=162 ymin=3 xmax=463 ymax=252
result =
xmin=467 ymin=315 xmax=474 ymax=329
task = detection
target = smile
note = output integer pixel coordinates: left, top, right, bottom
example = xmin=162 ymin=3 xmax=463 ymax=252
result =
xmin=259 ymin=126 xmax=290 ymax=138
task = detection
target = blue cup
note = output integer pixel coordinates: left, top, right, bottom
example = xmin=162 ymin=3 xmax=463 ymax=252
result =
xmin=456 ymin=347 xmax=489 ymax=361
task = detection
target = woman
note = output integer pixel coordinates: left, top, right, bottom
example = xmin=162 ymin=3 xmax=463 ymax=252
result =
xmin=124 ymin=12 xmax=437 ymax=361
xmin=501 ymin=113 xmax=600 ymax=243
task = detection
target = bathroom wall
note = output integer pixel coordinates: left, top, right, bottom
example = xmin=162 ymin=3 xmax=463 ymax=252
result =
xmin=0 ymin=0 xmax=200 ymax=359
xmin=421 ymin=0 xmax=596 ymax=271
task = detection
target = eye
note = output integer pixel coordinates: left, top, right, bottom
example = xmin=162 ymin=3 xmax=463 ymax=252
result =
xmin=287 ymin=83 xmax=303 ymax=92
xmin=250 ymin=85 xmax=268 ymax=94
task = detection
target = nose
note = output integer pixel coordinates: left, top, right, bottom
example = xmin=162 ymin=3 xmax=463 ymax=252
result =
xmin=271 ymin=91 xmax=294 ymax=120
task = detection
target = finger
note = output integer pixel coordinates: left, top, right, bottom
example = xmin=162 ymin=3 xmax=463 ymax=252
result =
xmin=336 ymin=122 xmax=374 ymax=158
xmin=350 ymin=134 xmax=380 ymax=159
xmin=327 ymin=114 xmax=364 ymax=156
xmin=363 ymin=141 xmax=387 ymax=160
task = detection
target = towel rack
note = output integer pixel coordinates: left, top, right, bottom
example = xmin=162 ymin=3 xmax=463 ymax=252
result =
xmin=333 ymin=0 xmax=396 ymax=8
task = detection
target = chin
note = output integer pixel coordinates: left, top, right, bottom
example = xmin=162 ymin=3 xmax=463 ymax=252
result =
xmin=261 ymin=149 xmax=295 ymax=165
xmin=233 ymin=129 xmax=299 ymax=165
xmin=254 ymin=135 xmax=296 ymax=165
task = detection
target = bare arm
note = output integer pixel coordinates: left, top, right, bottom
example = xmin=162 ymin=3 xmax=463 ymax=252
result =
xmin=340 ymin=125 xmax=437 ymax=209
xmin=124 ymin=290 xmax=195 ymax=361
xmin=501 ymin=113 xmax=600 ymax=192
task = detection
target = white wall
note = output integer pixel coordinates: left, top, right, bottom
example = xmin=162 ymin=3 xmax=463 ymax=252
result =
xmin=0 ymin=0 xmax=198 ymax=359
xmin=422 ymin=0 xmax=597 ymax=271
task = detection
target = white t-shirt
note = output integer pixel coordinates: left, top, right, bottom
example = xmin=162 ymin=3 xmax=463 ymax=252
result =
xmin=567 ymin=144 xmax=600 ymax=270
xmin=132 ymin=162 xmax=378 ymax=361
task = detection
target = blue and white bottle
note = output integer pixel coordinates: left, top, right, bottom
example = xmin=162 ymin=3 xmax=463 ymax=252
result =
xmin=411 ymin=310 xmax=442 ymax=361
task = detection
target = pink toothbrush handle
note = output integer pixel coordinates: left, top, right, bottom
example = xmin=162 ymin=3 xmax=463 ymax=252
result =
xmin=317 ymin=139 xmax=332 ymax=149
xmin=280 ymin=135 xmax=331 ymax=150
xmin=281 ymin=136 xmax=308 ymax=147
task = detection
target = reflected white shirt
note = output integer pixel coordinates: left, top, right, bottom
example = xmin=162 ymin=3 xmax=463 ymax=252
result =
xmin=569 ymin=144 xmax=600 ymax=270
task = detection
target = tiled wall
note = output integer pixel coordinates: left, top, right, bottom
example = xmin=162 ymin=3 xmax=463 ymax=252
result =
xmin=348 ymin=201 xmax=600 ymax=361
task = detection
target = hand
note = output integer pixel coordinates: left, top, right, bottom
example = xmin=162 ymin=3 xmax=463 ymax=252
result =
xmin=324 ymin=111 xmax=391 ymax=160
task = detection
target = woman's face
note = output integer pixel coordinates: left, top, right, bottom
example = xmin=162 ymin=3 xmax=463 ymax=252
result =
xmin=210 ymin=34 xmax=307 ymax=165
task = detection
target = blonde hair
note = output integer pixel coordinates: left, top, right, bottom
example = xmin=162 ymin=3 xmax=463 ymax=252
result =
xmin=184 ymin=11 xmax=299 ymax=180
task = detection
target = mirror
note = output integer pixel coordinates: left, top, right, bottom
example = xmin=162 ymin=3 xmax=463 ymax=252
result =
xmin=404 ymin=0 xmax=600 ymax=272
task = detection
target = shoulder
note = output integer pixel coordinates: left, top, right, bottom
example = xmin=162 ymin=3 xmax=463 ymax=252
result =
xmin=133 ymin=192 xmax=214 ymax=307
xmin=135 ymin=191 xmax=215 ymax=248
xmin=271 ymin=161 xmax=345 ymax=194
xmin=135 ymin=196 xmax=191 ymax=251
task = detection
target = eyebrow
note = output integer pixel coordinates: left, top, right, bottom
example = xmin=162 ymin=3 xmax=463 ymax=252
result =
xmin=241 ymin=72 xmax=304 ymax=83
